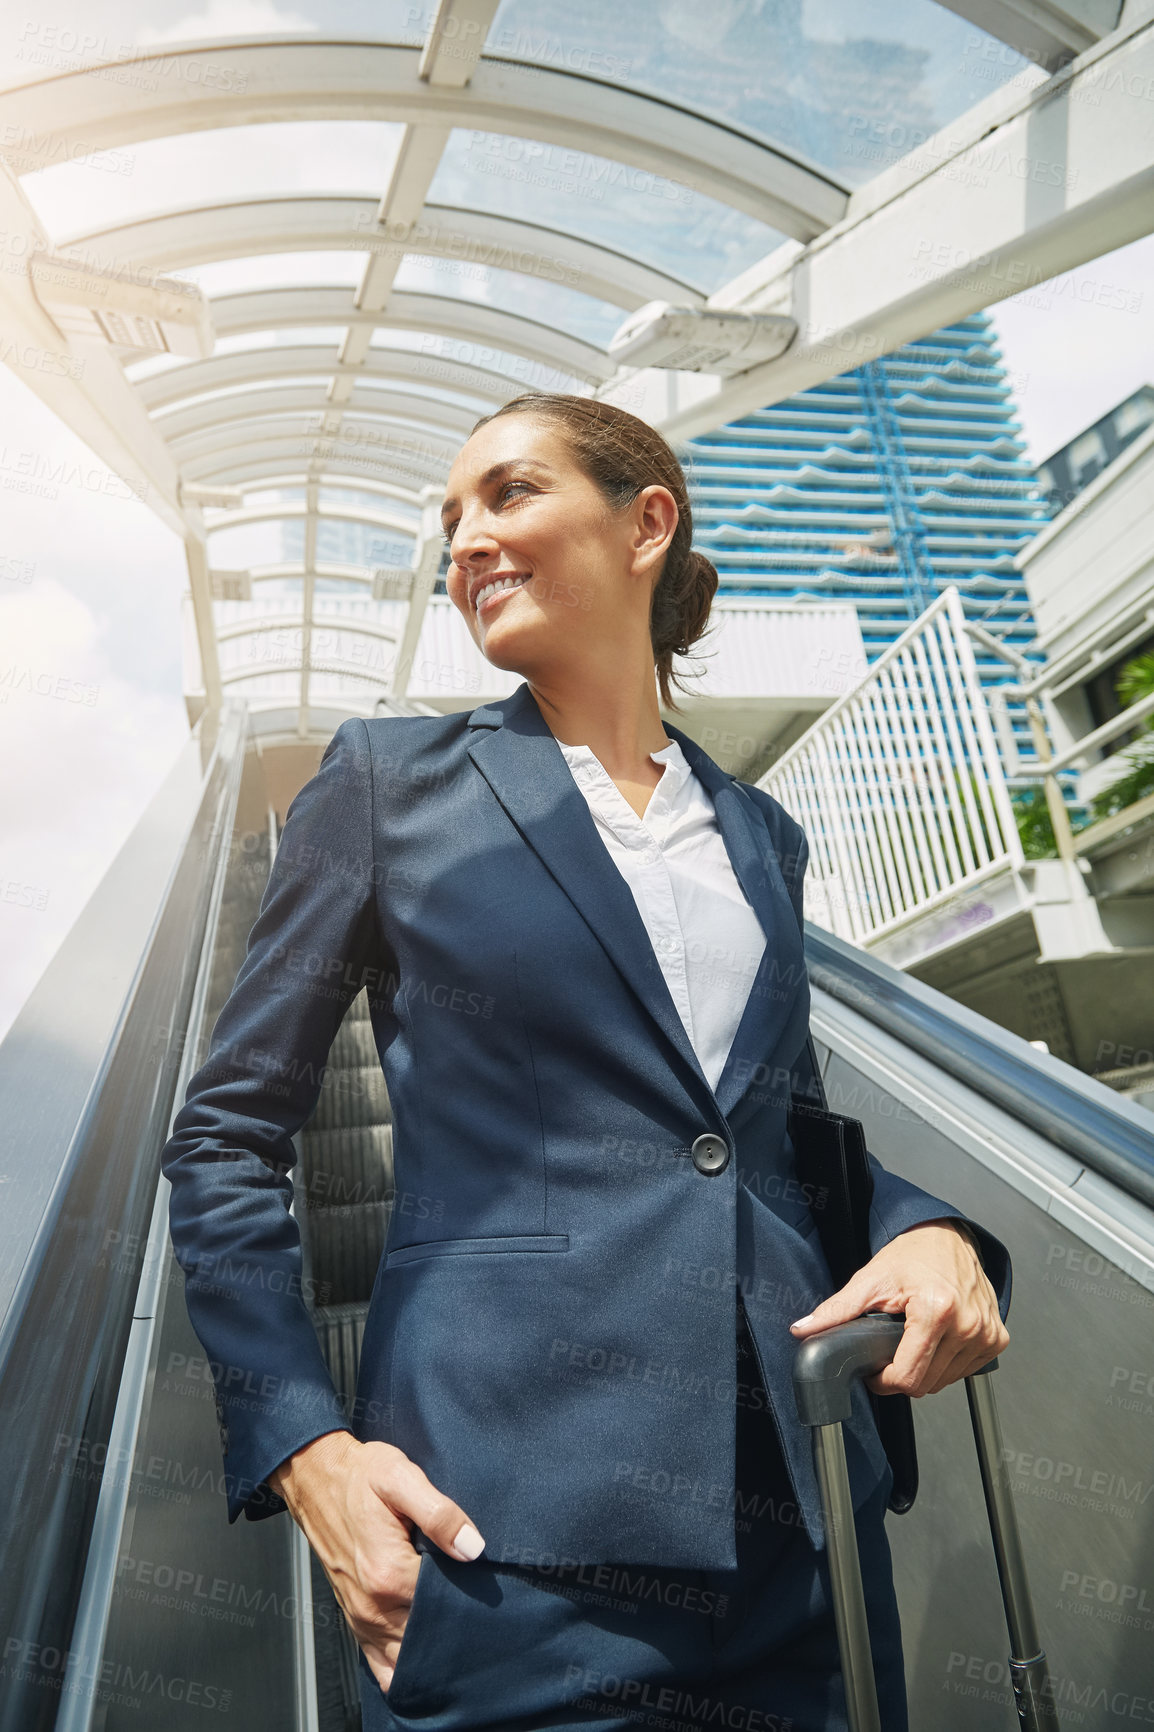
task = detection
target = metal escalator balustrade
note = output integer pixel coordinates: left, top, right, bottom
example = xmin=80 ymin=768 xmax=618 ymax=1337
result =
xmin=804 ymin=920 xmax=1154 ymax=1210
xmin=0 ymin=700 xmax=251 ymax=1732
xmin=804 ymin=920 xmax=1154 ymax=1725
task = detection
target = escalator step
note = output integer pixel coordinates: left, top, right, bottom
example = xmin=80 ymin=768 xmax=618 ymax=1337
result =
xmin=330 ymin=1015 xmax=378 ymax=1068
xmin=310 ymin=1549 xmax=362 ymax=1732
xmin=300 ymin=1125 xmax=393 ymax=1211
xmin=310 ymin=1063 xmax=391 ymax=1131
xmin=308 ymin=1203 xmax=390 ymax=1305
xmin=313 ymin=1300 xmax=371 ymax=1410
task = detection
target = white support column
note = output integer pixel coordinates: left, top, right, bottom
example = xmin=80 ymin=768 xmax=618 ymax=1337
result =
xmin=183 ymin=514 xmax=224 ymax=713
xmin=389 ymin=486 xmax=444 ymax=701
xmin=299 ymin=483 xmax=319 ymax=738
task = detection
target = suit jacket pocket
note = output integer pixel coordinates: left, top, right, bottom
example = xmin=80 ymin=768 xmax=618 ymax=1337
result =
xmin=385 ymin=1233 xmax=570 ymax=1268
xmin=385 ymin=1547 xmax=433 ymax=1706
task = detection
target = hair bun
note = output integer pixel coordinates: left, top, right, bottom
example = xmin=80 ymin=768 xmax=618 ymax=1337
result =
xmin=655 ymin=546 xmax=718 ymax=662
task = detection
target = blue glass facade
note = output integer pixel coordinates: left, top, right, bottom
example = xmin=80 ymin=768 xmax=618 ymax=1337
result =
xmin=684 ymin=311 xmax=1052 ymax=765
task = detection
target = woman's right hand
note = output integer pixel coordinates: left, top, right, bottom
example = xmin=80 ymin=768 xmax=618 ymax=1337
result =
xmin=268 ymin=1430 xmax=486 ymax=1691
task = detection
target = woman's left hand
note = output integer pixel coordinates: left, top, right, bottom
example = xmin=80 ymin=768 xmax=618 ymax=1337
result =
xmin=788 ymin=1219 xmax=1009 ymax=1396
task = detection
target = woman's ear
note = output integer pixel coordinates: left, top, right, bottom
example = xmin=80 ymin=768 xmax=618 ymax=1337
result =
xmin=630 ymin=485 xmax=679 ymax=575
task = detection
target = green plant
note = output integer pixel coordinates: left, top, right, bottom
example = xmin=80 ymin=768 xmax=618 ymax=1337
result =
xmin=1011 ymin=786 xmax=1060 ymax=859
xmin=1088 ymin=652 xmax=1154 ymax=821
xmin=1089 ymin=744 xmax=1154 ymax=820
xmin=1116 ymin=652 xmax=1154 ymax=716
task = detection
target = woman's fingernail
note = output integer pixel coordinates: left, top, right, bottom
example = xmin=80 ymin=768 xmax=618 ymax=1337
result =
xmin=791 ymin=1314 xmax=815 ymax=1329
xmin=451 ymin=1522 xmax=485 ymax=1560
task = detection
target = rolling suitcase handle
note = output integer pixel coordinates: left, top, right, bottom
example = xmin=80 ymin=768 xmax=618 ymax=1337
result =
xmin=793 ymin=1315 xmax=1060 ymax=1732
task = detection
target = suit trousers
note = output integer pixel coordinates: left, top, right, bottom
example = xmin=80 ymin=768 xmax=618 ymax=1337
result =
xmin=359 ymin=1303 xmax=909 ymax=1732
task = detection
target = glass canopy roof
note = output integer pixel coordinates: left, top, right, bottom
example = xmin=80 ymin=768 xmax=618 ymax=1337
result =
xmin=0 ymin=0 xmax=1102 ymax=739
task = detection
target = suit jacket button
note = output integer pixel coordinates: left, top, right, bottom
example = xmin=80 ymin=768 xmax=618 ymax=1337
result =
xmin=691 ymin=1133 xmax=730 ymax=1176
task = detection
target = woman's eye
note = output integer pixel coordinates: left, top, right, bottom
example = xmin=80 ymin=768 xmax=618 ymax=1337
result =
xmin=441 ymin=482 xmax=531 ymax=549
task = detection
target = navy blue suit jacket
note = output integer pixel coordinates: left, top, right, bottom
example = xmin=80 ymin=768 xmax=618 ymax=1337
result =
xmin=161 ymin=681 xmax=1010 ymax=1568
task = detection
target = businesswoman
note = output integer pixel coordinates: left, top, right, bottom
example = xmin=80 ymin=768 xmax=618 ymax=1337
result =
xmin=162 ymin=394 xmax=1011 ymax=1732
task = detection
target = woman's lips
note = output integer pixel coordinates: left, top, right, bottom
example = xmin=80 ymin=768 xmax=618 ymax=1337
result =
xmin=476 ymin=577 xmax=529 ymax=618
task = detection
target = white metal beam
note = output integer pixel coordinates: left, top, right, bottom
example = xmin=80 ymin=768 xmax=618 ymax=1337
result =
xmin=221 ymin=660 xmax=401 ymax=694
xmin=322 ymin=2 xmax=496 ymax=575
xmin=180 ymin=435 xmax=449 ymax=489
xmin=216 ymin=615 xmax=401 ymax=647
xmin=61 ymin=198 xmax=692 ymax=315
xmin=932 ymin=0 xmax=1122 ymax=68
xmin=655 ymin=19 xmax=1154 ymax=442
xmin=134 ymin=344 xmax=519 ymax=411
xmin=0 ymin=41 xmax=846 ymax=238
xmin=167 ymin=411 xmax=458 ymax=469
xmin=206 ymin=501 xmax=419 ymax=536
xmin=196 ymin=456 xmax=443 ymax=492
xmin=207 ymin=285 xmax=613 ymax=382
xmin=183 ymin=518 xmax=224 ymax=708
xmin=419 ymin=0 xmax=501 ymax=87
xmin=156 ymin=384 xmax=476 ymax=443
xmin=0 ymin=162 xmax=187 ymax=536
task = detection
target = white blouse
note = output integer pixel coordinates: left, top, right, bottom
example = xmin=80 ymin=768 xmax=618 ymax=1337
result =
xmin=556 ymin=736 xmax=767 ymax=1092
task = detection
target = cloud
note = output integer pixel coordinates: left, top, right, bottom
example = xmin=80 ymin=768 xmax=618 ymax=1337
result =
xmin=990 ymin=233 xmax=1154 ymax=465
xmin=136 ymin=0 xmax=315 ymax=43
xmin=0 ymin=579 xmax=187 ymax=1045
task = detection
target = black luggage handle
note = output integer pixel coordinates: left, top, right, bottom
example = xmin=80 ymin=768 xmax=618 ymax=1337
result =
xmin=793 ymin=1317 xmax=1059 ymax=1732
xmin=793 ymin=1313 xmax=906 ymax=1426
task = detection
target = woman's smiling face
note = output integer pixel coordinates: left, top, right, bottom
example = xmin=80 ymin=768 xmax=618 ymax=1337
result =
xmin=442 ymin=413 xmax=665 ymax=681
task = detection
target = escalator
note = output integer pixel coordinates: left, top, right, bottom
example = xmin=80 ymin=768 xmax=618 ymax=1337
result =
xmin=297 ymin=987 xmax=396 ymax=1732
xmin=2 ymin=702 xmax=1153 ymax=1731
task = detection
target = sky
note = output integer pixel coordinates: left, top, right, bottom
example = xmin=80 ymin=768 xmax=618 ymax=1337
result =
xmin=0 ymin=31 xmax=1152 ymax=1043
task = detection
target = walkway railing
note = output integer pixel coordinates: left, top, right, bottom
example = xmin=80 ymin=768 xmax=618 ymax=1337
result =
xmin=760 ymin=586 xmax=1024 ymax=945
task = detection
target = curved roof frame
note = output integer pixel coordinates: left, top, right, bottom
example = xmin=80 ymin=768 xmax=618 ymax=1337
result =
xmin=4 ymin=39 xmax=848 ymax=237
xmin=0 ymin=0 xmax=1145 ymax=737
xmin=204 ymin=287 xmax=618 ymax=381
xmin=135 ymin=344 xmax=522 ymax=411
xmin=66 ymin=199 xmax=704 ymax=315
xmin=180 ymin=436 xmax=451 ymax=489
xmin=157 ymin=385 xmax=478 ymax=445
xmin=205 ymin=565 xmax=416 ymax=600
xmin=198 ymin=457 xmax=446 ymax=492
xmin=1 ymin=24 xmax=845 ymax=732
xmin=216 ymin=615 xmax=402 ymax=648
xmin=208 ymin=499 xmax=421 ymax=537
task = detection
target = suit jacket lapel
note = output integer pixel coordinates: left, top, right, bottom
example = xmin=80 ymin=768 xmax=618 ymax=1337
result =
xmin=466 ymin=684 xmax=805 ymax=1122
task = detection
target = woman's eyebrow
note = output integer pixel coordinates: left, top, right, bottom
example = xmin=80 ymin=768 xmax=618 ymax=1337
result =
xmin=440 ymin=460 xmax=555 ymax=526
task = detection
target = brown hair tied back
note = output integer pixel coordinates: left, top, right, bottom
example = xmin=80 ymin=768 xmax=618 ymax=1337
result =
xmin=469 ymin=393 xmax=719 ymax=711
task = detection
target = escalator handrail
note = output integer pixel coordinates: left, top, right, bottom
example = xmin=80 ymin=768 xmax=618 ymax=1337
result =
xmin=805 ymin=921 xmax=1154 ymax=1212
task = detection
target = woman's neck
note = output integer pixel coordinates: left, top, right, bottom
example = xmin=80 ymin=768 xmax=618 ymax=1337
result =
xmin=527 ymin=658 xmax=670 ymax=783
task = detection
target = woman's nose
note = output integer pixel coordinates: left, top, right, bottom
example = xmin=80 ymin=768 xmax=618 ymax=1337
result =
xmin=448 ymin=502 xmax=500 ymax=565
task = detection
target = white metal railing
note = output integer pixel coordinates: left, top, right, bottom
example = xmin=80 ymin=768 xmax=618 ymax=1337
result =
xmin=761 ymin=586 xmax=1025 ymax=945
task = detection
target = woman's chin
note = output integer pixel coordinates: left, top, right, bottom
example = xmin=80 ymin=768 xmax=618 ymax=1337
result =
xmin=476 ymin=616 xmax=545 ymax=673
